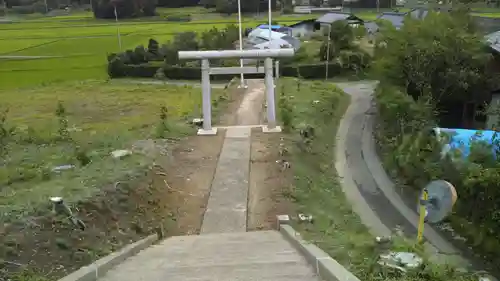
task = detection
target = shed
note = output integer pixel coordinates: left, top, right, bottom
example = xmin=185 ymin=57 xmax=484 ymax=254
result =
xmin=289 ymin=18 xmax=318 ymax=38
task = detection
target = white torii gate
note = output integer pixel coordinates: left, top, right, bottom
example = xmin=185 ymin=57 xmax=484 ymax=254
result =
xmin=178 ymin=49 xmax=294 ymax=136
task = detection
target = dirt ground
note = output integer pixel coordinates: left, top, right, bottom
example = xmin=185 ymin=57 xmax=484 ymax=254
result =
xmin=247 ymin=130 xmax=295 ymax=231
xmin=156 ymin=132 xmax=225 ymax=236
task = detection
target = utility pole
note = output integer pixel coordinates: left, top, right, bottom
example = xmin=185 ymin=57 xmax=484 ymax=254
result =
xmin=114 ymin=5 xmax=122 ymax=50
xmin=237 ymin=0 xmax=246 ymax=88
xmin=325 ymin=24 xmax=331 ymax=80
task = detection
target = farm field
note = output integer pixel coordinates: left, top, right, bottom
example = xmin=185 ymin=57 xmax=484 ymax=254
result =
xmin=0 ymin=9 xmax=318 ymax=89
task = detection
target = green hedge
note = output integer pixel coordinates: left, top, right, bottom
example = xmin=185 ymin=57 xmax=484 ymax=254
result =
xmin=108 ymin=62 xmax=348 ymax=80
xmin=375 ymin=83 xmax=500 ymax=268
xmin=107 ymin=60 xmax=161 ymax=78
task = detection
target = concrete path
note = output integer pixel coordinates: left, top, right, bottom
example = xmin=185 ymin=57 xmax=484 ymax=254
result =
xmin=201 ymin=79 xmax=265 ymax=233
xmin=334 ymin=81 xmax=476 ymax=269
xmin=97 ymin=79 xmax=320 ymax=281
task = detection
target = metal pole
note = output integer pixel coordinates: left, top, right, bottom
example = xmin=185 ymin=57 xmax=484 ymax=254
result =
xmin=237 ymin=0 xmax=246 ymax=88
xmin=268 ymin=0 xmax=274 ymax=89
xmin=201 ymin=59 xmax=212 ymax=132
xmin=114 ymin=6 xmax=122 ymax=51
xmin=268 ymin=0 xmax=272 ymax=46
xmin=44 ymin=0 xmax=48 ymax=13
xmin=325 ymin=25 xmax=331 ymax=80
xmin=265 ymin=57 xmax=276 ymax=128
xmin=275 ymin=60 xmax=280 ymax=86
xmin=417 ymin=188 xmax=429 ymax=243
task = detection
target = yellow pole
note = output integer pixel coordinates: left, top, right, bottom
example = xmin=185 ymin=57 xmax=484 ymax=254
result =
xmin=417 ymin=188 xmax=428 ymax=243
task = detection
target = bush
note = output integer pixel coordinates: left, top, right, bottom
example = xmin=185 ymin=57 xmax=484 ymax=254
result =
xmin=281 ymin=63 xmax=342 ymax=79
xmin=10 ymin=5 xmax=35 ymax=14
xmin=108 ymin=60 xmax=161 ymax=78
xmin=165 ymin=14 xmax=191 ymax=22
xmin=375 ymin=83 xmax=500 ymax=268
xmin=108 ymin=62 xmax=349 ymax=80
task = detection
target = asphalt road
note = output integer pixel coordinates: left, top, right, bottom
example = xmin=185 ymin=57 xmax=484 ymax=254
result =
xmin=334 ymin=81 xmax=496 ymax=277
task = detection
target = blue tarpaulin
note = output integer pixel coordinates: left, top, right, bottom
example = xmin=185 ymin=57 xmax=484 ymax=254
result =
xmin=257 ymin=24 xmax=284 ymax=30
xmin=435 ymin=128 xmax=499 ymax=158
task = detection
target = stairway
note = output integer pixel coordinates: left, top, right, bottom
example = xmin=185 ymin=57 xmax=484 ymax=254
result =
xmin=99 ymin=230 xmax=319 ymax=281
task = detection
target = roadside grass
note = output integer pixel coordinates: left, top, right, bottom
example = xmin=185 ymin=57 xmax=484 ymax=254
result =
xmin=279 ymin=78 xmax=476 ymax=281
xmin=0 ymin=80 xmax=227 ymax=222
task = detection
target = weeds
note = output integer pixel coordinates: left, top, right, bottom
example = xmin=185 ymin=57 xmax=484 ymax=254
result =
xmin=155 ymin=106 xmax=170 ymax=138
xmin=55 ymin=101 xmax=71 ymax=141
xmin=0 ymin=108 xmax=15 ymax=156
xmin=278 ymin=84 xmax=293 ymax=132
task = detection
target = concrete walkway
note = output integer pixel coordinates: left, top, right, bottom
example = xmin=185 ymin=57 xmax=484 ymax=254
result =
xmin=334 ymin=81 xmax=476 ymax=269
xmin=97 ymin=79 xmax=320 ymax=281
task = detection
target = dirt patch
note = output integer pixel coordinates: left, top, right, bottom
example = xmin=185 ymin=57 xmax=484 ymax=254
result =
xmin=218 ymin=85 xmax=245 ymax=126
xmin=0 ymin=83 xmax=237 ymax=280
xmin=0 ymin=132 xmax=224 ymax=280
xmin=247 ymin=129 xmax=295 ymax=231
xmin=156 ymin=132 xmax=225 ymax=236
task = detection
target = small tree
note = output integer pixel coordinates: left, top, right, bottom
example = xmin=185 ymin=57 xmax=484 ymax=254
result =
xmin=319 ymin=20 xmax=355 ymax=61
xmin=373 ymin=11 xmax=497 ymax=107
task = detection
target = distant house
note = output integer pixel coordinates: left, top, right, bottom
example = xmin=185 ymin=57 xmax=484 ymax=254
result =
xmin=316 ymin=12 xmax=364 ymax=33
xmin=289 ymin=18 xmax=318 ymax=38
xmin=377 ymin=12 xmax=406 ymax=30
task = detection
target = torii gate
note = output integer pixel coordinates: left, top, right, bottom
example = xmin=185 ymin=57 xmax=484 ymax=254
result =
xmin=178 ymin=49 xmax=295 ymax=135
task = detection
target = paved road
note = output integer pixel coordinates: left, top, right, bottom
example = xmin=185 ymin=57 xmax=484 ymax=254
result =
xmin=334 ymin=81 xmax=493 ymax=274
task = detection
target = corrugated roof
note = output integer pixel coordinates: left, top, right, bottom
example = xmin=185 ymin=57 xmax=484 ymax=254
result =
xmin=485 ymin=30 xmax=500 ymax=53
xmin=377 ymin=12 xmax=406 ymax=30
xmin=316 ymin=12 xmax=353 ymax=24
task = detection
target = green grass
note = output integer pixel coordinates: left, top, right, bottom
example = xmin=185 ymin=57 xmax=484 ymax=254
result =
xmin=0 ymin=10 xmax=314 ymax=89
xmin=280 ymin=78 xmax=477 ymax=281
xmin=0 ymin=39 xmax=55 ymax=55
xmin=0 ymin=80 xmax=227 ymax=222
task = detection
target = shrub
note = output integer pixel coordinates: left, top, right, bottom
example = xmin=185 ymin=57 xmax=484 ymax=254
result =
xmin=10 ymin=5 xmax=35 ymax=14
xmin=281 ymin=63 xmax=342 ymax=79
xmin=165 ymin=14 xmax=191 ymax=22
xmin=108 ymin=60 xmax=162 ymax=78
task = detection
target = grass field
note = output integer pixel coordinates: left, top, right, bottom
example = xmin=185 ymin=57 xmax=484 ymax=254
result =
xmin=0 ymin=80 xmax=226 ymax=221
xmin=0 ymin=8 xmax=320 ymax=89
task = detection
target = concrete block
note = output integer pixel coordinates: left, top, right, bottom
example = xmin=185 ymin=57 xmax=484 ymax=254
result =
xmin=57 ymin=266 xmax=95 ymax=281
xmin=279 ymin=224 xmax=361 ymax=281
xmin=94 ymin=234 xmax=158 ymax=277
xmin=57 ymin=234 xmax=158 ymax=281
xmin=318 ymin=258 xmax=361 ymax=281
xmin=262 ymin=125 xmax=282 ymax=133
xmin=276 ymin=214 xmax=290 ymax=229
xmin=197 ymin=128 xmax=218 ymax=136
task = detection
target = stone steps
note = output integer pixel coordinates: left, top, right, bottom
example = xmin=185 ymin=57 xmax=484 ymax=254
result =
xmin=98 ymin=230 xmax=320 ymax=281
